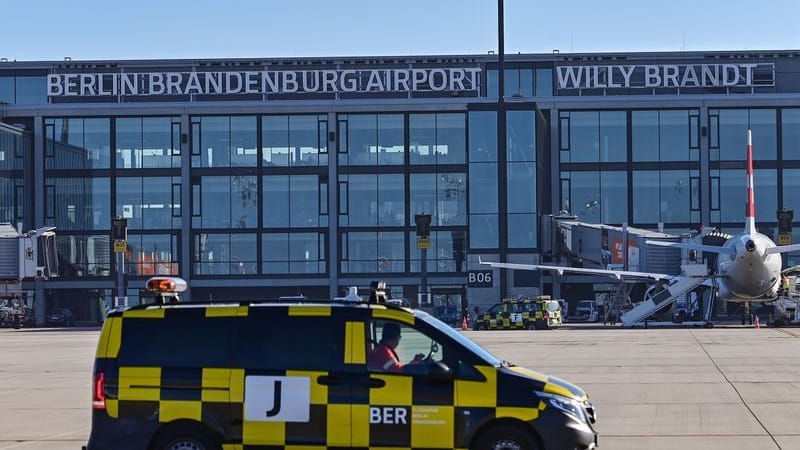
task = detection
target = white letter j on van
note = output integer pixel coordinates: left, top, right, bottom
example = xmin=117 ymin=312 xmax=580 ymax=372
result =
xmin=245 ymin=376 xmax=311 ymax=422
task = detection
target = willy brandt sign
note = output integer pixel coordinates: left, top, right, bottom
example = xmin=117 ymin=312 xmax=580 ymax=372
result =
xmin=557 ymin=63 xmax=774 ymax=90
xmin=47 ymin=68 xmax=482 ymax=97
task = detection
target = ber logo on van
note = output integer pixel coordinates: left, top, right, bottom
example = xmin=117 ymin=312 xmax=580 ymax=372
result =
xmin=244 ymin=376 xmax=310 ymax=422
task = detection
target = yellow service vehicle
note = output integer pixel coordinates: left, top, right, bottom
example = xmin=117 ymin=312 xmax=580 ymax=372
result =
xmin=474 ymin=297 xmax=563 ymax=330
xmin=84 ymin=278 xmax=596 ymax=450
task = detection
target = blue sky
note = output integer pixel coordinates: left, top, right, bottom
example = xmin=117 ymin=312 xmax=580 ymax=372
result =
xmin=2 ymin=0 xmax=798 ymax=61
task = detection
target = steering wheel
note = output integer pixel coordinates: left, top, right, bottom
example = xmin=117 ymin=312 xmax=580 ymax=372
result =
xmin=423 ymin=341 xmax=439 ymax=363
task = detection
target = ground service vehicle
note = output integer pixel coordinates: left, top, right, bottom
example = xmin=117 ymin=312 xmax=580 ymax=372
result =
xmin=474 ymin=296 xmax=563 ymax=330
xmin=85 ymin=278 xmax=597 ymax=450
xmin=572 ymin=300 xmax=599 ymax=322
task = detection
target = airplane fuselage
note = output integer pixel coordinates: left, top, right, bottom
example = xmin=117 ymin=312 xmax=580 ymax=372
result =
xmin=717 ymin=231 xmax=781 ymax=301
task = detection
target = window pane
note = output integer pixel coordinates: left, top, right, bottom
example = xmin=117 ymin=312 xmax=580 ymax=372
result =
xmin=535 ymin=68 xmax=553 ymax=96
xmin=263 ymin=115 xmax=290 ymax=166
xmin=15 ymin=76 xmax=46 ymax=104
xmin=378 ymin=174 xmax=405 ymax=226
xmin=48 ymin=177 xmax=110 ymax=230
xmin=601 ymin=171 xmax=627 ymax=224
xmin=568 ymin=112 xmax=598 ymax=162
xmin=508 ymin=214 xmax=536 ymax=248
xmin=436 ymin=113 xmax=466 ymax=164
xmin=469 ymin=163 xmax=498 ymax=214
xmin=409 ymin=114 xmax=436 ymax=165
xmin=264 ymin=176 xmax=289 ymax=227
xmin=342 ymin=115 xmax=377 ymax=165
xmin=632 ymin=171 xmax=659 ymax=223
xmin=632 ymin=111 xmax=659 ymax=161
xmin=468 ymin=110 xmax=497 ymax=163
xmin=377 ymin=114 xmax=404 ymax=165
xmin=342 ymin=174 xmax=378 ymax=226
xmin=127 ymin=234 xmax=178 ymax=276
xmin=599 ymin=111 xmax=626 ymax=162
xmin=469 ymin=215 xmax=498 ymax=249
xmin=506 ymin=110 xmax=536 ymax=162
xmin=507 ymin=162 xmax=536 ymax=214
xmin=782 ymin=109 xmax=800 ymax=160
xmin=289 ymin=175 xmax=320 ymax=227
xmin=54 ymin=234 xmax=111 ymax=277
xmin=659 ymin=110 xmax=690 ymax=162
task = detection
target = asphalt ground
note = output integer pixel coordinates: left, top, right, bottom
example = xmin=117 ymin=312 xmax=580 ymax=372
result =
xmin=1 ymin=323 xmax=799 ymax=450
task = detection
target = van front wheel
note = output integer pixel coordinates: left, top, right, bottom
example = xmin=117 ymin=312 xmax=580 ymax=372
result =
xmin=151 ymin=424 xmax=220 ymax=450
xmin=473 ymin=424 xmax=539 ymax=450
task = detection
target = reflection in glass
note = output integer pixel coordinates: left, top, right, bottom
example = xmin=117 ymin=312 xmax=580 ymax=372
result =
xmin=714 ymin=109 xmax=776 ymax=160
xmin=116 ymin=177 xmax=181 ymax=229
xmin=633 ymin=171 xmax=692 ymax=224
xmin=263 ymin=115 xmax=328 ymax=166
xmin=561 ymin=111 xmax=626 ymax=162
xmin=45 ymin=118 xmax=111 ymax=169
xmin=54 ymin=234 xmax=111 ymax=277
xmin=410 ymin=113 xmax=466 ymax=164
xmin=342 ymin=231 xmax=403 ymax=273
xmin=507 ymin=214 xmax=536 ymax=248
xmin=263 ymin=232 xmax=326 ymax=274
xmin=713 ymin=169 xmax=776 ymax=224
xmin=507 ymin=110 xmax=536 ymax=162
xmin=46 ymin=177 xmax=110 ymax=230
xmin=193 ymin=176 xmax=257 ymax=228
xmin=410 ymin=172 xmax=466 ymax=227
xmin=116 ymin=117 xmax=180 ymax=168
xmin=338 ymin=114 xmax=403 ymax=166
xmin=409 ymin=230 xmax=460 ymax=272
xmin=469 ymin=215 xmax=498 ymax=249
xmin=125 ymin=234 xmax=178 ymax=276
xmin=191 ymin=116 xmax=257 ymax=168
xmin=193 ymin=233 xmax=256 ymax=275
xmin=469 ymin=111 xmax=498 ymax=163
xmin=782 ymin=109 xmax=800 ymax=160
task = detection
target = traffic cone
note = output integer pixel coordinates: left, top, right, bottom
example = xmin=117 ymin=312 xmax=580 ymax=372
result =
xmin=755 ymin=315 xmax=760 ymax=329
xmin=461 ymin=315 xmax=468 ymax=331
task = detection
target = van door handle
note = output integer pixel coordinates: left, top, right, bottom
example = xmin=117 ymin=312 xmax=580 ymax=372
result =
xmin=369 ymin=377 xmax=386 ymax=388
xmin=317 ymin=375 xmax=343 ymax=386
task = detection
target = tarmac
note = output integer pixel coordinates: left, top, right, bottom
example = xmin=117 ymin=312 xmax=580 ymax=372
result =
xmin=0 ymin=323 xmax=798 ymax=450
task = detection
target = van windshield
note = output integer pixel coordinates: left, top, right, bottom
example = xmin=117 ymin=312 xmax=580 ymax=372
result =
xmin=414 ymin=309 xmax=502 ymax=367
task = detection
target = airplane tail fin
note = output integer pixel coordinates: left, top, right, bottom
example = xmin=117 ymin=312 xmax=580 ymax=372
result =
xmin=745 ymin=129 xmax=756 ymax=235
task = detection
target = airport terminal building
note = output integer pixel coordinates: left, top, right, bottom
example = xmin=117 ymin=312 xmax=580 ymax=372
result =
xmin=2 ymin=50 xmax=800 ymax=324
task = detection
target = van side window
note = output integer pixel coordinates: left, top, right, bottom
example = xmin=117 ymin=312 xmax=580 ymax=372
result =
xmin=233 ymin=308 xmax=343 ymax=371
xmin=117 ymin=309 xmax=232 ymax=367
xmin=367 ymin=320 xmax=444 ymax=374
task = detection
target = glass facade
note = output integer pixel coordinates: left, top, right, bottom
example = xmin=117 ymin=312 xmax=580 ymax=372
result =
xmin=5 ymin=52 xmax=800 ymax=322
xmin=0 ymin=125 xmax=26 ymax=224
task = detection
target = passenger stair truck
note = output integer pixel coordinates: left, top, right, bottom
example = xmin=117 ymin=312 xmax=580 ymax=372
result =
xmin=0 ymin=224 xmax=58 ymax=328
xmin=620 ymin=264 xmax=708 ymax=328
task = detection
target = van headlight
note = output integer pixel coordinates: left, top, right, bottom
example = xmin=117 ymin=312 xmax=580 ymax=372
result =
xmin=535 ymin=391 xmax=587 ymax=423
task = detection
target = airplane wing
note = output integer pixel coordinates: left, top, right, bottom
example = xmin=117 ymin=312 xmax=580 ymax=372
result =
xmin=478 ymin=259 xmax=675 ymax=282
xmin=765 ymin=243 xmax=800 ymax=255
xmin=646 ymin=240 xmax=737 ymax=255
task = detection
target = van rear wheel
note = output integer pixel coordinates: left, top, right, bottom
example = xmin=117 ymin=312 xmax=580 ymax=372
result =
xmin=473 ymin=424 xmax=539 ymax=450
xmin=151 ymin=424 xmax=220 ymax=450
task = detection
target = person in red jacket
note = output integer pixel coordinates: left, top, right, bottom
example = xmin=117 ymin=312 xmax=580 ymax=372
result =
xmin=368 ymin=322 xmax=424 ymax=372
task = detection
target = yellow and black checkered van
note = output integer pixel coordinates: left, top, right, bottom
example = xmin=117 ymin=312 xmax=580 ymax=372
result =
xmin=85 ymin=278 xmax=597 ymax=450
xmin=475 ymin=298 xmax=563 ymax=331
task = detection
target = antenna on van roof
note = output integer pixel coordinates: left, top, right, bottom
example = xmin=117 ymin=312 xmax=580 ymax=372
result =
xmin=369 ymin=281 xmax=388 ymax=304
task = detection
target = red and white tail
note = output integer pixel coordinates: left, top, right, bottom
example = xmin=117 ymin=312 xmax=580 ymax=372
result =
xmin=745 ymin=129 xmax=756 ymax=235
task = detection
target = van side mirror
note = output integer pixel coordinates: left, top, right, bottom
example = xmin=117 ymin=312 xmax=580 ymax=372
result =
xmin=427 ymin=361 xmax=453 ymax=382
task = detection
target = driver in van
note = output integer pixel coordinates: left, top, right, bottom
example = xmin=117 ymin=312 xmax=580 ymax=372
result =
xmin=368 ymin=322 xmax=425 ymax=372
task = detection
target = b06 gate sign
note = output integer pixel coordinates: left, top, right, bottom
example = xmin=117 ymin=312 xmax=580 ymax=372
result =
xmin=467 ymin=270 xmax=494 ymax=288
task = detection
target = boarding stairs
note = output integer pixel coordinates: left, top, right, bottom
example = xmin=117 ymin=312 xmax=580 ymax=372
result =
xmin=620 ymin=273 xmax=705 ymax=327
xmin=604 ymin=283 xmax=634 ymax=324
